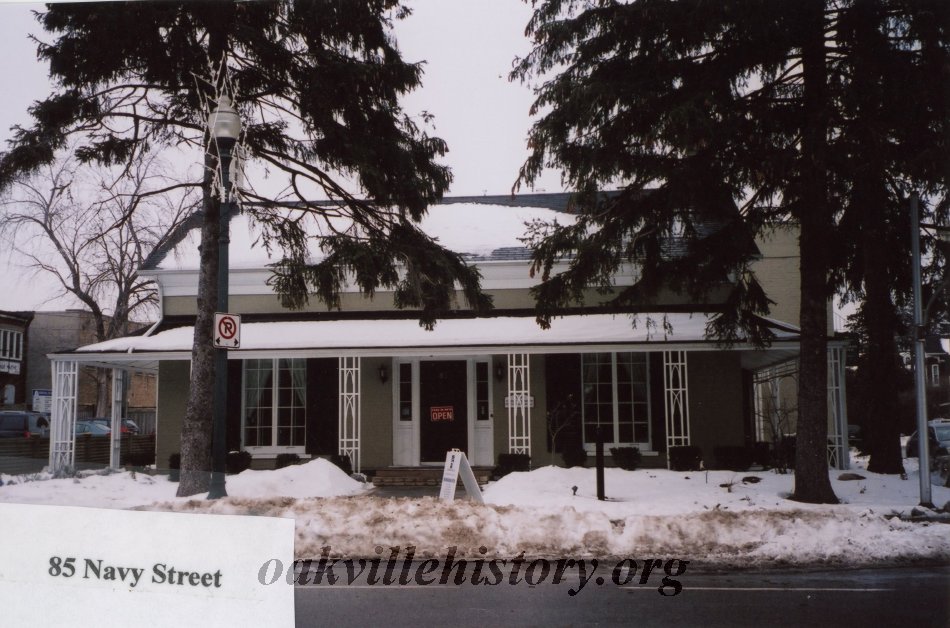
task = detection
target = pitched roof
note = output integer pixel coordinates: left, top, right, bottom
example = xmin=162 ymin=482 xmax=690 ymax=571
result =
xmin=142 ymin=193 xmax=582 ymax=272
xmin=141 ymin=191 xmax=755 ymax=272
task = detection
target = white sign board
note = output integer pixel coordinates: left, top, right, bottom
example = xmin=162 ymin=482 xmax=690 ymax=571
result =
xmin=0 ymin=359 xmax=21 ymax=374
xmin=0 ymin=503 xmax=294 ymax=626
xmin=439 ymin=449 xmax=484 ymax=504
xmin=504 ymin=393 xmax=535 ymax=409
xmin=213 ymin=312 xmax=241 ymax=349
xmin=32 ymin=389 xmax=52 ymax=413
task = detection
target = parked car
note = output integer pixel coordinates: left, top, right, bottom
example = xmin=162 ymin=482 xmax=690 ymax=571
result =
xmin=87 ymin=417 xmax=140 ymax=435
xmin=0 ymin=411 xmax=50 ymax=438
xmin=847 ymin=424 xmax=862 ymax=444
xmin=75 ymin=420 xmax=112 ymax=437
xmin=905 ymin=418 xmax=950 ymax=462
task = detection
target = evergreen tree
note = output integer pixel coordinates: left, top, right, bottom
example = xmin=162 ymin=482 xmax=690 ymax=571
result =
xmin=512 ymin=0 xmax=945 ymax=501
xmin=830 ymin=0 xmax=947 ymax=474
xmin=1 ymin=1 xmax=491 ymax=495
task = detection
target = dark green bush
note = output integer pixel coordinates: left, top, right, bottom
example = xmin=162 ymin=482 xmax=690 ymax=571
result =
xmin=125 ymin=451 xmax=154 ymax=468
xmin=609 ymin=446 xmax=642 ymax=471
xmin=562 ymin=445 xmax=587 ymax=468
xmin=713 ymin=446 xmax=754 ymax=471
xmin=492 ymin=453 xmax=530 ymax=479
xmin=227 ymin=450 xmax=253 ymax=474
xmin=668 ymin=445 xmax=702 ymax=471
xmin=751 ymin=441 xmax=772 ymax=468
xmin=168 ymin=453 xmax=180 ymax=482
xmin=330 ymin=454 xmax=352 ymax=475
xmin=275 ymin=453 xmax=301 ymax=469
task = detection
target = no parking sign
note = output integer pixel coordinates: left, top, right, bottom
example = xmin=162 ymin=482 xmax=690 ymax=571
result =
xmin=213 ymin=313 xmax=241 ymax=348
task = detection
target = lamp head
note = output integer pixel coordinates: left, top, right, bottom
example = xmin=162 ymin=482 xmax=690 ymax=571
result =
xmin=209 ymin=95 xmax=241 ymax=142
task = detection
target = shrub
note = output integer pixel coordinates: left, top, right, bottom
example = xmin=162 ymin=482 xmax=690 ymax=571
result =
xmin=668 ymin=445 xmax=702 ymax=471
xmin=275 ymin=453 xmax=301 ymax=469
xmin=609 ymin=446 xmax=642 ymax=471
xmin=330 ymin=454 xmax=352 ymax=476
xmin=712 ymin=446 xmax=754 ymax=472
xmin=751 ymin=441 xmax=772 ymax=468
xmin=492 ymin=453 xmax=530 ymax=479
xmin=227 ymin=451 xmax=252 ymax=474
xmin=562 ymin=445 xmax=587 ymax=468
xmin=125 ymin=451 xmax=154 ymax=468
xmin=774 ymin=436 xmax=796 ymax=472
xmin=168 ymin=453 xmax=181 ymax=482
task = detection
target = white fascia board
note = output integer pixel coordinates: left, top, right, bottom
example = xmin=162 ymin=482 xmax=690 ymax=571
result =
xmin=143 ymin=259 xmax=639 ymax=297
xmin=58 ymin=342 xmax=803 ymax=364
xmin=477 ymin=260 xmax=637 ymax=289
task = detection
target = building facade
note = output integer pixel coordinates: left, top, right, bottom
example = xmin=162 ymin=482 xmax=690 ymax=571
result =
xmin=0 ymin=310 xmax=32 ymax=408
xmin=48 ymin=194 xmax=849 ymax=473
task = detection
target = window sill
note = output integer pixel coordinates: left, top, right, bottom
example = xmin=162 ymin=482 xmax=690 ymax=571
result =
xmin=244 ymin=448 xmax=308 ymax=459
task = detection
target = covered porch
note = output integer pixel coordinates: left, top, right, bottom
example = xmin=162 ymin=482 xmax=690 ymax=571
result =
xmin=47 ymin=313 xmax=849 ymax=475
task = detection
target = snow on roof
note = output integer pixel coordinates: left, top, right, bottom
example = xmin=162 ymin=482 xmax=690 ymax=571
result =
xmin=154 ymin=203 xmax=575 ymax=271
xmin=73 ymin=313 xmax=799 ymax=355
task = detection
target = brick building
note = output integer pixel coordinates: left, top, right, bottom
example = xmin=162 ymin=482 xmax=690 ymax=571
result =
xmin=0 ymin=310 xmax=32 ymax=408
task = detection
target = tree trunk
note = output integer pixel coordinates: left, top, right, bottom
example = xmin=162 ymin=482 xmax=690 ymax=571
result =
xmin=792 ymin=0 xmax=838 ymax=504
xmin=176 ymin=182 xmax=220 ymax=497
xmin=176 ymin=8 xmax=232 ymax=498
xmin=850 ymin=1 xmax=905 ymax=475
xmin=94 ymin=367 xmax=110 ymax=417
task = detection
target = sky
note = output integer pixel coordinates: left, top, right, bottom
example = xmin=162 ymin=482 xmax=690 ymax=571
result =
xmin=0 ymin=0 xmax=563 ymax=312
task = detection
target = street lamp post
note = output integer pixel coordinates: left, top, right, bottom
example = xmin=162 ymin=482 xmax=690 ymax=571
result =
xmin=208 ymin=95 xmax=241 ymax=500
xmin=910 ymin=193 xmax=933 ymax=507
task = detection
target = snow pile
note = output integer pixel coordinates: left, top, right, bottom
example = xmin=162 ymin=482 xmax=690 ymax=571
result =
xmin=2 ymin=454 xmax=948 ymax=566
xmin=225 ymin=458 xmax=365 ymax=499
xmin=0 ymin=458 xmax=368 ymax=509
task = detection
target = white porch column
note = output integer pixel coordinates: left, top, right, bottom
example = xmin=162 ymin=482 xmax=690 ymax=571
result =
xmin=827 ymin=347 xmax=849 ymax=470
xmin=109 ymin=368 xmax=127 ymax=470
xmin=339 ymin=356 xmax=361 ymax=473
xmin=663 ymin=350 xmax=691 ymax=466
xmin=49 ymin=359 xmax=79 ymax=474
xmin=507 ymin=353 xmax=531 ymax=455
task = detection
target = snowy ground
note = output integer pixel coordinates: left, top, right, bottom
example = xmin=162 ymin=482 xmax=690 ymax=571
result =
xmin=1 ymin=453 xmax=948 ymax=567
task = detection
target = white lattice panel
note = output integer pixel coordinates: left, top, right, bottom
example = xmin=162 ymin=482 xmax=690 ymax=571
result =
xmin=339 ymin=356 xmax=361 ymax=473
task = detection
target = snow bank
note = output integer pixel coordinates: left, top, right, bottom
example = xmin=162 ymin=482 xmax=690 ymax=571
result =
xmin=0 ymin=458 xmax=368 ymax=509
xmin=2 ymin=454 xmax=948 ymax=567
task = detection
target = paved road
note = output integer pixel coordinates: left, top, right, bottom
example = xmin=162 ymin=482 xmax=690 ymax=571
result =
xmin=294 ymin=563 xmax=949 ymax=627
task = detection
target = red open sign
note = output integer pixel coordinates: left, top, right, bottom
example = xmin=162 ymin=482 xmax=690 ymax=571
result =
xmin=430 ymin=406 xmax=454 ymax=422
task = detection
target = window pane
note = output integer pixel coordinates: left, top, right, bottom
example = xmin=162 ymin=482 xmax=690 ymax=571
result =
xmin=618 ymin=423 xmax=633 ymax=443
xmin=398 ymin=363 xmax=412 ymax=422
xmin=634 ymin=422 xmax=649 ymax=443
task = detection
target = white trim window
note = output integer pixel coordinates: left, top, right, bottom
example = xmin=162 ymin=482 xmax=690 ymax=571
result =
xmin=243 ymin=358 xmax=306 ymax=454
xmin=0 ymin=328 xmax=23 ymax=361
xmin=581 ymin=352 xmax=650 ymax=448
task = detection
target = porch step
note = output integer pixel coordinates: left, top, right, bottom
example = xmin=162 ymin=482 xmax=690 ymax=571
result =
xmin=371 ymin=466 xmax=493 ymax=487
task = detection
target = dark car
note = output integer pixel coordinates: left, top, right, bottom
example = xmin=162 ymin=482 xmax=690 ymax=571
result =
xmin=905 ymin=418 xmax=950 ymax=462
xmin=88 ymin=417 xmax=140 ymax=435
xmin=75 ymin=420 xmax=112 ymax=437
xmin=0 ymin=411 xmax=50 ymax=438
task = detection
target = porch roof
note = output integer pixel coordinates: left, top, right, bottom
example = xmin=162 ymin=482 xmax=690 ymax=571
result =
xmin=56 ymin=313 xmax=804 ymax=370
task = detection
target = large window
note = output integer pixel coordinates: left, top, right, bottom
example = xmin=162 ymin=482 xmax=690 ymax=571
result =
xmin=0 ymin=328 xmax=23 ymax=361
xmin=243 ymin=358 xmax=306 ymax=452
xmin=581 ymin=352 xmax=650 ymax=447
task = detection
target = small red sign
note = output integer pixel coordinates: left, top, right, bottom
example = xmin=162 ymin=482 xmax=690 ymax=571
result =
xmin=430 ymin=406 xmax=454 ymax=422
